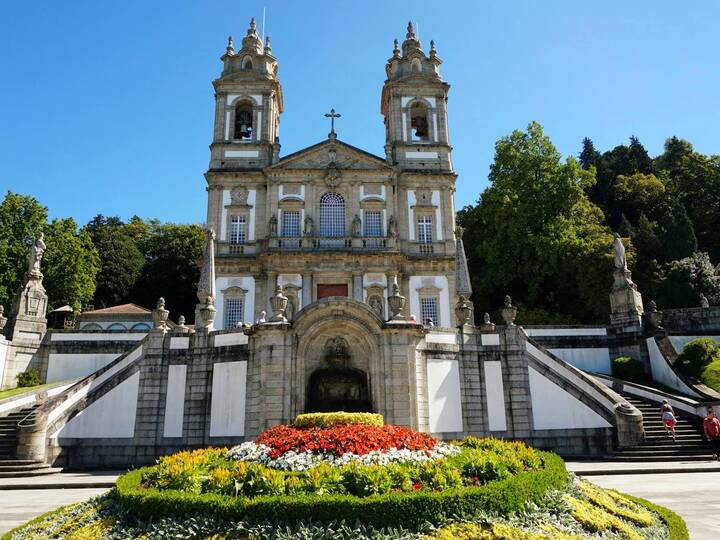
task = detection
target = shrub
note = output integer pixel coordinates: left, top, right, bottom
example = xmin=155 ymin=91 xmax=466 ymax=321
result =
xmin=118 ymin=452 xmax=568 ymax=528
xmin=678 ymin=338 xmax=720 ymax=376
xmin=611 ymin=357 xmax=646 ymax=382
xmin=16 ymin=368 xmax=41 ymax=388
xmin=701 ymin=359 xmax=720 ymax=392
xmin=294 ymin=412 xmax=384 ymax=428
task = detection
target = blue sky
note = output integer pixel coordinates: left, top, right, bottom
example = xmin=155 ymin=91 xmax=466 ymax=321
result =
xmin=1 ymin=1 xmax=718 ymax=225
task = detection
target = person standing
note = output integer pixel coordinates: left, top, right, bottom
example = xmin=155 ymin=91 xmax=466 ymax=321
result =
xmin=703 ymin=406 xmax=720 ymax=461
xmin=660 ymin=399 xmax=677 ymax=441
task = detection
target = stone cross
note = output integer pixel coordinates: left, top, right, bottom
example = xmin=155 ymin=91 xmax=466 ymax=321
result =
xmin=324 ymin=108 xmax=341 ymax=137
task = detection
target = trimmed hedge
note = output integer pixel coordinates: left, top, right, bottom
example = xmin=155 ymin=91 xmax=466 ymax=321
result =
xmin=294 ymin=412 xmax=384 ymax=428
xmin=117 ymin=452 xmax=567 ymax=529
xmin=623 ymin=493 xmax=689 ymax=540
xmin=611 ymin=356 xmax=646 ymax=383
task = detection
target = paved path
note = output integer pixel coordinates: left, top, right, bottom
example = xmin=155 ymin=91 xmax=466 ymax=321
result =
xmin=0 ymin=487 xmax=109 ymax=535
xmin=567 ymin=459 xmax=720 ymax=475
xmin=586 ymin=472 xmax=720 ymax=540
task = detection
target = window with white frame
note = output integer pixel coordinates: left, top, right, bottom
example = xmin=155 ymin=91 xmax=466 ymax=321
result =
xmin=417 ymin=215 xmax=433 ymax=244
xmin=420 ymin=296 xmax=439 ymax=326
xmin=224 ymin=297 xmax=244 ymax=329
xmin=282 ymin=211 xmax=301 ymax=237
xmin=230 ymin=216 xmax=246 ymax=245
xmin=319 ymin=192 xmax=345 ymax=237
xmin=363 ymin=211 xmax=382 ymax=237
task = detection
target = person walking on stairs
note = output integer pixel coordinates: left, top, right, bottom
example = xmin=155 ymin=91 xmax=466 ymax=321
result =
xmin=703 ymin=406 xmax=720 ymax=461
xmin=660 ymin=399 xmax=677 ymax=441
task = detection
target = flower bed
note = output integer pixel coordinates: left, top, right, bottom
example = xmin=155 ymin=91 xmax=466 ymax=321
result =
xmin=294 ymin=411 xmax=384 ymax=428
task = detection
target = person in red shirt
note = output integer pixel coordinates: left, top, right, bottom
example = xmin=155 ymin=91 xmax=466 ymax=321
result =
xmin=703 ymin=406 xmax=720 ymax=461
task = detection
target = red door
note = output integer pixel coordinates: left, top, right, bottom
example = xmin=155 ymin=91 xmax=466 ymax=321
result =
xmin=317 ymin=284 xmax=348 ymax=299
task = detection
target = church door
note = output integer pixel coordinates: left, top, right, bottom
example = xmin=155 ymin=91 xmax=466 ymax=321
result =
xmin=317 ymin=284 xmax=348 ymax=299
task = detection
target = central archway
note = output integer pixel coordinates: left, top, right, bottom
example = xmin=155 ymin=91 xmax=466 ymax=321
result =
xmin=305 ymin=367 xmax=372 ymax=412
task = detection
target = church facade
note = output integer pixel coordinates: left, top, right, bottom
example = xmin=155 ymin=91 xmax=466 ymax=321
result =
xmin=205 ymin=19 xmax=466 ymax=334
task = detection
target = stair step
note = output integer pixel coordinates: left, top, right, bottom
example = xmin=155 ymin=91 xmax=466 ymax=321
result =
xmin=606 ymin=454 xmax=717 ymax=462
xmin=0 ymin=463 xmax=50 ymax=472
xmin=0 ymin=467 xmax=62 ymax=479
xmin=0 ymin=460 xmax=44 ymax=466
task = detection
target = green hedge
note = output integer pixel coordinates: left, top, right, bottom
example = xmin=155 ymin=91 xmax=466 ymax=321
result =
xmin=116 ymin=452 xmax=566 ymax=529
xmin=611 ymin=356 xmax=646 ymax=382
xmin=294 ymin=412 xmax=384 ymax=428
xmin=624 ymin=493 xmax=689 ymax=540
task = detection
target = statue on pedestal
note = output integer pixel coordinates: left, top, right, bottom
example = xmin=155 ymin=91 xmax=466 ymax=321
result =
xmin=27 ymin=233 xmax=46 ymax=276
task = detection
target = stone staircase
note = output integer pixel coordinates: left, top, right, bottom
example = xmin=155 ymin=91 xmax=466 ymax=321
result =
xmin=0 ymin=404 xmax=59 ymax=477
xmin=613 ymin=393 xmax=714 ymax=461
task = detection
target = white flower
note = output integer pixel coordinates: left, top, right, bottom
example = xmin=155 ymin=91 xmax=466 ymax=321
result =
xmin=224 ymin=442 xmax=460 ymax=472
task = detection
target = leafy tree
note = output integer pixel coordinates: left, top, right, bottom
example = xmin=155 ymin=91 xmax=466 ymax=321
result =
xmin=654 ymin=136 xmax=693 ymax=179
xmin=43 ymin=218 xmax=100 ymax=312
xmin=85 ymin=215 xmax=145 ymax=308
xmin=459 ymin=122 xmax=615 ymax=323
xmin=626 ymin=136 xmax=654 ymax=175
xmin=610 ymin=172 xmax=666 ymax=224
xmin=0 ymin=192 xmax=47 ymax=307
xmin=656 ymin=252 xmax=720 ymax=308
xmin=133 ymin=223 xmax=205 ymax=323
xmin=659 ymin=201 xmax=697 ymax=263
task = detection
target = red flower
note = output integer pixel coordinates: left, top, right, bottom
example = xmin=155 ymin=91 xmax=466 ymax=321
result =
xmin=413 ymin=482 xmax=424 ymax=490
xmin=256 ymin=424 xmax=438 ymax=457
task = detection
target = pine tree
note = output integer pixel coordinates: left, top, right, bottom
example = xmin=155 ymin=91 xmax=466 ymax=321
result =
xmin=660 ymin=202 xmax=698 ymax=262
xmin=627 ymin=136 xmax=654 ymax=174
xmin=579 ymin=137 xmax=601 ymax=170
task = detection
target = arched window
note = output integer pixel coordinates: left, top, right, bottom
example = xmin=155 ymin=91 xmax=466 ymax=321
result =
xmin=107 ymin=323 xmax=127 ymax=332
xmin=319 ymin=192 xmax=345 ymax=237
xmin=242 ymin=56 xmax=253 ymax=70
xmin=410 ymin=102 xmax=429 ymax=141
xmin=234 ymin=103 xmax=253 ymax=140
xmin=130 ymin=323 xmax=151 ymax=331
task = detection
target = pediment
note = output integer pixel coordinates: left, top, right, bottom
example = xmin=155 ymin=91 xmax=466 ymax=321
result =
xmin=270 ymin=139 xmax=391 ymax=171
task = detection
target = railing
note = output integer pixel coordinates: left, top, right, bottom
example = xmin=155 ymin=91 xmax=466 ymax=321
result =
xmin=217 ymin=242 xmax=257 ymax=256
xmin=269 ymin=236 xmax=396 ymax=251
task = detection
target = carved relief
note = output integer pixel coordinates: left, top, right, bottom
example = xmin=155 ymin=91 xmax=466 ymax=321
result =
xmin=414 ymin=189 xmax=433 ymax=207
xmin=230 ymin=187 xmax=250 ymax=206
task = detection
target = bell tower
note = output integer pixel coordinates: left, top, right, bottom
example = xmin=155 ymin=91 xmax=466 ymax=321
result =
xmin=209 ymin=18 xmax=283 ymax=170
xmin=380 ymin=23 xmax=452 ymax=171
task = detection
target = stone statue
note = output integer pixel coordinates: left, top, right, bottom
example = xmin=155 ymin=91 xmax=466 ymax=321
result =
xmin=504 ymin=295 xmax=513 ymax=309
xmin=613 ymin=233 xmax=628 ymax=271
xmin=351 ymin=214 xmax=362 ymax=237
xmin=369 ymin=295 xmax=383 ymax=316
xmin=700 ymin=293 xmax=710 ymax=308
xmin=28 ymin=232 xmax=46 ymax=275
xmin=388 ymin=215 xmax=398 ymax=238
xmin=269 ymin=214 xmax=277 ymax=236
xmin=304 ymin=215 xmax=314 ymax=236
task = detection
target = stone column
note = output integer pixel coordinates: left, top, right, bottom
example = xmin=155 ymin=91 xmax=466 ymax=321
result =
xmin=302 ymin=272 xmax=313 ymax=307
xmin=352 ymin=271 xmax=363 ymax=302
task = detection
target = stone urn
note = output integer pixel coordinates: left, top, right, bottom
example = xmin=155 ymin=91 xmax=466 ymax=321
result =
xmin=387 ymin=277 xmax=406 ymax=320
xmin=455 ymin=295 xmax=473 ymax=326
xmin=269 ymin=286 xmax=288 ymax=322
xmin=500 ymin=295 xmax=517 ymax=326
xmin=199 ymin=299 xmax=216 ymax=330
xmin=153 ymin=297 xmax=170 ymax=330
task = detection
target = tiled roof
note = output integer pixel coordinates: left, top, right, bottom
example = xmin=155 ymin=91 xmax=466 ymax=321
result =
xmin=82 ymin=303 xmax=151 ymax=315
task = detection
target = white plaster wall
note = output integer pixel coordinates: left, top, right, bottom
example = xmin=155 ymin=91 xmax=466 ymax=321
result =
xmin=547 ymin=348 xmax=611 ymax=375
xmin=209 ymin=361 xmax=247 ymax=437
xmin=483 ymin=361 xmax=507 ymax=431
xmin=408 ymin=276 xmax=450 ymax=327
xmin=481 ymin=334 xmax=500 ymax=346
xmin=213 ymin=333 xmax=249 ymax=347
xmin=47 ymin=353 xmax=121 ymax=383
xmin=220 ymin=190 xmax=231 ymax=240
xmin=215 ymin=276 xmax=256 ymax=327
xmin=169 ymin=337 xmax=189 ymax=350
xmin=406 ymin=151 xmax=439 ymax=159
xmin=279 ymin=184 xmax=305 ymax=201
xmin=528 ymin=367 xmax=612 ymax=429
xmin=407 ymin=190 xmax=416 ymax=241
xmin=55 ymin=371 xmax=140 ymax=438
xmin=426 ymin=358 xmax=463 ymax=433
xmin=646 ymin=337 xmax=702 ymax=398
xmin=669 ymin=335 xmax=720 ymax=353
xmin=425 ymin=332 xmax=457 ymax=345
xmin=163 ymin=365 xmax=186 ymax=438
xmin=525 ymin=328 xmax=607 ymax=337
xmin=51 ymin=333 xmax=145 ymax=342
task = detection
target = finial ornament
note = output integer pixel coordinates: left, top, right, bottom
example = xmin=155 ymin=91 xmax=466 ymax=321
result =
xmin=393 ymin=38 xmax=400 ymax=56
xmin=248 ymin=17 xmax=258 ymax=36
xmin=264 ymin=36 xmax=271 ymax=52
xmin=406 ymin=21 xmax=416 ymax=40
xmin=430 ymin=39 xmax=436 ymax=53
xmin=324 ymin=108 xmax=341 ymax=138
xmin=226 ymin=35 xmax=234 ymax=55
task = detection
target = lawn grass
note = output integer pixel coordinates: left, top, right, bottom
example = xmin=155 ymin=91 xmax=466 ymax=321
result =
xmin=0 ymin=383 xmax=54 ymax=401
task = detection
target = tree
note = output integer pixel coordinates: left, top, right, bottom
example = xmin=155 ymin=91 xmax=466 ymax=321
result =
xmin=459 ymin=122 xmax=615 ymax=323
xmin=659 ymin=201 xmax=697 ymax=263
xmin=610 ymin=172 xmax=666 ymax=224
xmin=656 ymin=252 xmax=720 ymax=308
xmin=654 ymin=136 xmax=693 ymax=179
xmin=0 ymin=192 xmax=47 ymax=307
xmin=133 ymin=222 xmax=205 ymax=322
xmin=579 ymin=137 xmax=601 ymax=170
xmin=43 ymin=218 xmax=100 ymax=312
xmin=85 ymin=215 xmax=145 ymax=308
xmin=627 ymin=136 xmax=654 ymax=175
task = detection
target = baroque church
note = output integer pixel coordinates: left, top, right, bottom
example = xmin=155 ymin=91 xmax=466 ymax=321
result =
xmin=205 ymin=18 xmax=467 ymax=333
xmin=3 ymin=19 xmax=718 ymax=470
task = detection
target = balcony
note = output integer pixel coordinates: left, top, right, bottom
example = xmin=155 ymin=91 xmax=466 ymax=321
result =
xmin=269 ymin=236 xmax=397 ymax=251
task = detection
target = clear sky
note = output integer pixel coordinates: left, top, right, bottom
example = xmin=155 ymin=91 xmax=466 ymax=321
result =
xmin=1 ymin=1 xmax=718 ymax=225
